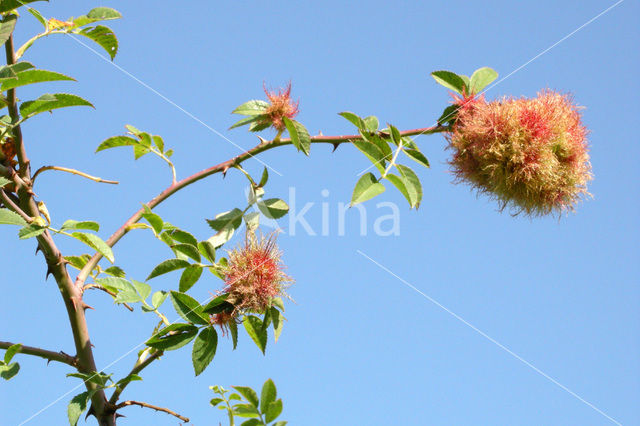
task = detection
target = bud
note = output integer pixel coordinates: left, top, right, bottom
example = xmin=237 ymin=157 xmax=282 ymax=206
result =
xmin=446 ymin=90 xmax=592 ymax=216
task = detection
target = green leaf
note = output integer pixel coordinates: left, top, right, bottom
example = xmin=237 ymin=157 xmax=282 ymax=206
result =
xmin=170 ymin=291 xmax=209 ymax=325
xmin=167 ymin=229 xmax=198 ymax=247
xmin=403 ymin=148 xmax=430 ymax=169
xmin=94 ymin=277 xmax=129 ymax=293
xmin=76 ymin=25 xmax=118 ymax=60
xmin=133 ymin=144 xmax=151 ymax=160
xmin=338 ymin=111 xmax=366 ymax=130
xmin=210 ymin=397 xmax=224 ymax=407
xmin=131 ymin=280 xmax=151 ymax=301
xmin=179 ymin=265 xmax=203 ymax=292
xmin=72 ymin=7 xmax=122 ymax=28
xmin=271 ymin=307 xmax=284 ymax=342
xmin=229 ymin=319 xmax=238 ymax=350
xmin=172 ymin=243 xmax=201 ymax=262
xmin=103 ymin=266 xmax=125 ymax=278
xmin=146 ymin=258 xmax=189 ymax=280
xmin=431 ymin=70 xmax=467 ymax=94
xmin=395 ymin=164 xmax=422 ymax=208
xmin=0 ymin=0 xmax=46 ymax=14
xmin=388 ymin=124 xmax=402 ymax=145
xmin=27 ymin=8 xmax=47 ymax=28
xmin=70 ymin=232 xmax=114 ymax=263
xmin=0 ymin=69 xmax=75 ymax=91
xmin=272 ymin=421 xmax=288 ymax=426
xmin=0 ymin=208 xmax=27 ymax=226
xmin=142 ymin=212 xmax=163 ymax=234
xmin=352 ymin=138 xmax=386 ymax=174
xmin=151 ymin=290 xmax=168 ymax=309
xmin=201 ymin=294 xmax=232 ymax=315
xmin=240 ymin=419 xmax=262 ymax=426
xmin=208 ymin=225 xmax=235 ymax=249
xmin=61 ymin=220 xmax=99 ymax=232
xmin=206 ymin=208 xmax=243 ymax=231
xmin=112 ymin=281 xmax=142 ymax=304
xmin=3 ymin=343 xmax=21 ymax=364
xmin=232 ymin=100 xmax=269 ymax=116
xmin=66 ymin=371 xmax=112 ymax=387
xmin=257 ymin=198 xmax=289 ymax=219
xmin=0 ymin=62 xmax=33 ymax=80
xmin=0 ymin=177 xmax=10 ymax=188
xmin=95 ymin=135 xmax=138 ymax=152
xmin=265 ymin=399 xmax=283 ymax=423
xmin=258 ymin=167 xmax=269 ymax=187
xmin=67 ymin=390 xmax=94 ymax=426
xmin=460 ymin=74 xmax=471 ymax=91
xmin=0 ymin=15 xmax=17 ymax=47
xmin=282 ymin=117 xmax=310 ymax=155
xmin=192 ymin=327 xmax=218 ymax=376
xmin=0 ymin=362 xmax=19 ymax=380
xmin=243 ymin=315 xmax=267 ymax=355
xmin=114 ymin=373 xmax=142 ymax=389
xmin=234 ymin=404 xmax=260 ymax=418
xmin=271 ymin=297 xmax=285 ymax=312
xmin=436 ymin=104 xmax=460 ymax=126
xmin=351 ymin=173 xmax=385 ymax=206
xmin=19 ymin=93 xmax=93 ymax=118
xmin=260 ymin=379 xmax=277 ymax=414
xmin=198 ymin=241 xmax=216 ymax=263
xmin=244 ymin=212 xmax=260 ymax=231
xmin=145 ymin=323 xmax=198 ymax=351
xmin=363 ymin=115 xmax=379 ymax=131
xmin=18 ymin=223 xmax=45 ymax=239
xmin=233 ymin=386 xmax=260 ymax=408
xmin=229 ymin=114 xmax=264 ymax=130
xmin=469 ymin=67 xmax=498 ymax=94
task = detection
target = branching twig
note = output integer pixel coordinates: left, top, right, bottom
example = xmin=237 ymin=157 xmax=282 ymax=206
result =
xmin=0 ymin=341 xmax=78 ymax=367
xmin=32 ymin=166 xmax=119 ymax=185
xmin=75 ymin=124 xmax=447 ymax=286
xmin=83 ymin=284 xmax=133 ymax=312
xmin=115 ymin=400 xmax=189 ymax=422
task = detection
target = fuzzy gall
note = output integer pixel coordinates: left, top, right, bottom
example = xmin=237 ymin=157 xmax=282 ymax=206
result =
xmin=218 ymin=233 xmax=292 ymax=318
xmin=446 ymin=90 xmax=592 ymax=216
xmin=262 ymin=82 xmax=299 ymax=131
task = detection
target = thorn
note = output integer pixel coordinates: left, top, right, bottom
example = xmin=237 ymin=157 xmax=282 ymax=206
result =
xmin=332 ymin=143 xmax=340 ymax=152
xmin=256 ymin=135 xmax=269 ymax=144
xmin=82 ymin=302 xmax=95 ymax=311
xmin=85 ymin=406 xmax=95 ymax=421
xmin=45 ymin=265 xmax=53 ymax=280
xmin=318 ymin=130 xmax=323 ymax=136
xmin=35 ymin=245 xmax=41 ymax=256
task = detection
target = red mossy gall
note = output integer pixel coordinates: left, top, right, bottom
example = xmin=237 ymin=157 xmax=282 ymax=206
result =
xmin=446 ymin=90 xmax=592 ymax=217
xmin=262 ymin=82 xmax=299 ymax=131
xmin=210 ymin=233 xmax=292 ymax=332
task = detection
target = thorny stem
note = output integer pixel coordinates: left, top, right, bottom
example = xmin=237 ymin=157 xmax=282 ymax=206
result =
xmin=0 ymin=341 xmax=78 ymax=367
xmin=5 ymin=36 xmax=29 ymax=180
xmin=75 ymin=124 xmax=447 ymax=286
xmin=4 ymin=32 xmax=114 ymax=425
xmin=32 ymin=166 xmax=119 ymax=185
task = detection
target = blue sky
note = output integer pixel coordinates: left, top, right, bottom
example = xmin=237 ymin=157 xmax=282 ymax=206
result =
xmin=1 ymin=1 xmax=638 ymax=425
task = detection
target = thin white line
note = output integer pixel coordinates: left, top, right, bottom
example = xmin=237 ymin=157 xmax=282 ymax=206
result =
xmin=356 ymin=250 xmax=622 ymax=425
xmin=355 ymin=0 xmax=624 ymax=177
xmin=66 ymin=34 xmax=284 ymax=177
